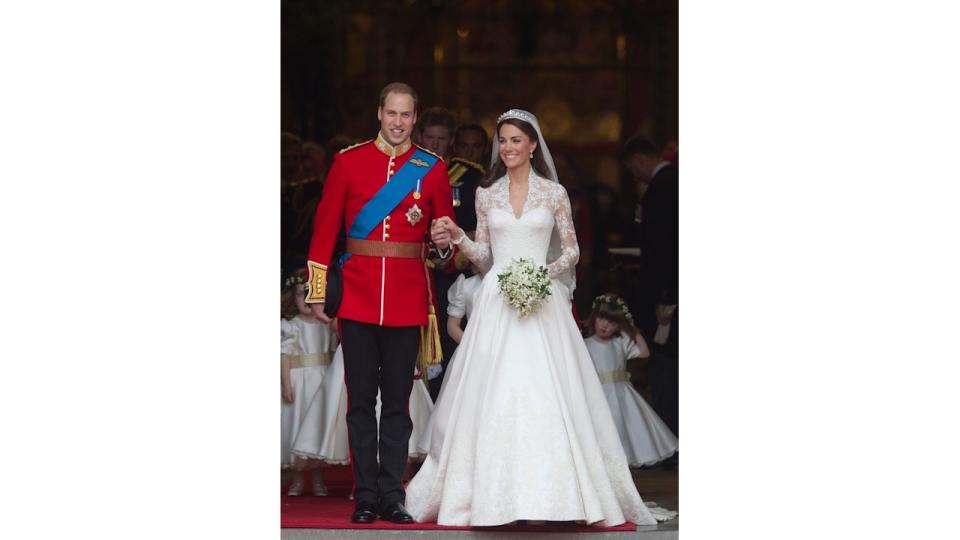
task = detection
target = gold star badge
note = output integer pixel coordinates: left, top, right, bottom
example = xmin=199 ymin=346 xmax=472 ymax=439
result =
xmin=406 ymin=204 xmax=423 ymax=226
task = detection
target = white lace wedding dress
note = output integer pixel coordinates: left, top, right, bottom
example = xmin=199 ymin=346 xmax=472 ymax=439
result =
xmin=405 ymin=172 xmax=675 ymax=526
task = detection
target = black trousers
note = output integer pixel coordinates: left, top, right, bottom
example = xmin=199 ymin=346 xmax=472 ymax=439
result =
xmin=340 ymin=319 xmax=420 ymax=509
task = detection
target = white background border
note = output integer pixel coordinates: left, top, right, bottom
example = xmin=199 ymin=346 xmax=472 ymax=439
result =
xmin=2 ymin=2 xmax=959 ymax=538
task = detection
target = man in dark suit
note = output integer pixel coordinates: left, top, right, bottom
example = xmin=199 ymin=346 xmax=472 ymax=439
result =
xmin=621 ymin=136 xmax=679 ymax=436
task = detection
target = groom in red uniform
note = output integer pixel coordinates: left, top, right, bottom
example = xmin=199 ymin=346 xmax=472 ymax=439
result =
xmin=304 ymin=82 xmax=455 ymax=523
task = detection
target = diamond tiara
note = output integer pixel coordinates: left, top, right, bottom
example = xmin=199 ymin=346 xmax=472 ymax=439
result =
xmin=497 ymin=109 xmax=536 ymax=125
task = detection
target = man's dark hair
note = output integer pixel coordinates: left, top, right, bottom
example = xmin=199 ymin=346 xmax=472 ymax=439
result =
xmin=455 ymin=123 xmax=489 ymax=147
xmin=418 ymin=107 xmax=457 ymax=134
xmin=379 ymin=82 xmax=418 ymax=109
xmin=619 ymin=136 xmax=661 ymax=161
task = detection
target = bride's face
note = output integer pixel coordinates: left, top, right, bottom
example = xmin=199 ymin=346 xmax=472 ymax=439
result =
xmin=497 ymin=123 xmax=537 ymax=171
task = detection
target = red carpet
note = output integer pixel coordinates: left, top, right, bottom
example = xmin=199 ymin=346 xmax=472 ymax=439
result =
xmin=281 ymin=466 xmax=638 ymax=532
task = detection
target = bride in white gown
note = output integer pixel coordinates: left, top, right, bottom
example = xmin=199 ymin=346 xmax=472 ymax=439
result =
xmin=405 ymin=109 xmax=675 ymax=526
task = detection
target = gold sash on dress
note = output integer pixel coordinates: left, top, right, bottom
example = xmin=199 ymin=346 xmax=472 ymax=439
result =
xmin=288 ymin=352 xmax=332 ymax=369
xmin=597 ymin=370 xmax=631 ymax=384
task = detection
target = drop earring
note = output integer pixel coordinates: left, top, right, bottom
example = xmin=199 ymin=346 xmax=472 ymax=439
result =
xmin=529 ymin=152 xmax=534 ymax=160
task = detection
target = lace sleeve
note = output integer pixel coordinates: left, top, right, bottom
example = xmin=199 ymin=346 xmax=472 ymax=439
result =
xmin=546 ymin=186 xmax=580 ymax=278
xmin=455 ymin=187 xmax=492 ymax=272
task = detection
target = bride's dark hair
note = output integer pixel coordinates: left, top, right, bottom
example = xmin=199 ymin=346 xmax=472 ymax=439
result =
xmin=481 ymin=118 xmax=552 ymax=188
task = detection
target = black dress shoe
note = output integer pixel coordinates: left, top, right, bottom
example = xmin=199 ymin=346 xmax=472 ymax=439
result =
xmin=379 ymin=502 xmax=414 ymax=524
xmin=351 ymin=502 xmax=377 ymax=524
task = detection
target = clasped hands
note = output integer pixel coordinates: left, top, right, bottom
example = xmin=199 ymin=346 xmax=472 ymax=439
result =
xmin=430 ymin=216 xmax=462 ymax=250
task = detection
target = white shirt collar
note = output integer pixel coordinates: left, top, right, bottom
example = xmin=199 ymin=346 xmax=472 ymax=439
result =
xmin=652 ymin=161 xmax=671 ymax=178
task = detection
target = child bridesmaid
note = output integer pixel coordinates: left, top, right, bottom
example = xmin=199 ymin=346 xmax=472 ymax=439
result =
xmin=583 ymin=294 xmax=678 ymax=467
xmin=281 ymin=270 xmax=337 ymax=495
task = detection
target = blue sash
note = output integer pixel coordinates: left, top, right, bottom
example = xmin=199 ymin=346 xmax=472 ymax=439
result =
xmin=340 ymin=149 xmax=438 ymax=264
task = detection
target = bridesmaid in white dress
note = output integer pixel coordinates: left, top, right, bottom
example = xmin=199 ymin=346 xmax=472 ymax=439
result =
xmin=406 ymin=110 xmax=675 ymax=526
xmin=583 ymin=294 xmax=678 ymax=467
xmin=281 ymin=272 xmax=337 ymax=496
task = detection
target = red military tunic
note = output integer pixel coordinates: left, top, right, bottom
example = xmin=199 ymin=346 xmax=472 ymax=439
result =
xmin=305 ymin=133 xmax=456 ymax=327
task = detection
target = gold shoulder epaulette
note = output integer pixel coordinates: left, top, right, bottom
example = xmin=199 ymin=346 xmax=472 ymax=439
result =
xmin=339 ymin=139 xmax=372 ymax=154
xmin=448 ymin=163 xmax=468 ymax=184
xmin=414 ymin=144 xmax=446 ymax=163
xmin=451 ymin=157 xmax=485 ymax=172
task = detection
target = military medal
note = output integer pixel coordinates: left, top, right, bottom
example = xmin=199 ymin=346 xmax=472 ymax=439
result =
xmin=413 ymin=178 xmax=422 ymax=200
xmin=406 ymin=203 xmax=423 ymax=225
xmin=452 ymin=185 xmax=461 ymax=207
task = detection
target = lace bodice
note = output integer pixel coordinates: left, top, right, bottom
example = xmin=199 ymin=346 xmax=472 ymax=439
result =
xmin=457 ymin=172 xmax=579 ymax=278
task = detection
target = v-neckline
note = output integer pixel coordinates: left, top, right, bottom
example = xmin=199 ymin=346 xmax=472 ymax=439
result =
xmin=506 ymin=172 xmax=532 ymax=220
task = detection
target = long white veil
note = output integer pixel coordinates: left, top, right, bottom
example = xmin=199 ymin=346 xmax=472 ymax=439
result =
xmin=491 ymin=109 xmax=576 ymax=299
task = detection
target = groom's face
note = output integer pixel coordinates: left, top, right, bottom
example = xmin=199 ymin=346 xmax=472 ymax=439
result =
xmin=378 ymin=92 xmax=417 ymax=146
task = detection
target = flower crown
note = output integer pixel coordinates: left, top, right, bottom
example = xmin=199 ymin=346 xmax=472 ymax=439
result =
xmin=592 ymin=294 xmax=633 ymax=321
xmin=284 ymin=274 xmax=306 ymax=288
xmin=498 ymin=109 xmax=536 ymax=125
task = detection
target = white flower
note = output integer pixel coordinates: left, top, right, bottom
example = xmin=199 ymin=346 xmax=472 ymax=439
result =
xmin=497 ymin=258 xmax=552 ymax=318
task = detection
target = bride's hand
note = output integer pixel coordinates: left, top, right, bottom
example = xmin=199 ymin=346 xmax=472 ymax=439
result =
xmin=432 ymin=216 xmax=463 ymax=243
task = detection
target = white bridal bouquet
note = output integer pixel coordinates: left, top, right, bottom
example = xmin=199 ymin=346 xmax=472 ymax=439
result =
xmin=497 ymin=258 xmax=552 ymax=318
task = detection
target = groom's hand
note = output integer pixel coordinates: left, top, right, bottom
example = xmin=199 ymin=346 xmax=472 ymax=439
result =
xmin=431 ymin=218 xmax=453 ymax=250
xmin=310 ymin=303 xmax=332 ymax=324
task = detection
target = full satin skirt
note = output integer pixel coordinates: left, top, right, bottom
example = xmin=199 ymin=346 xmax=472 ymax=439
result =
xmin=405 ymin=278 xmax=673 ymax=526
